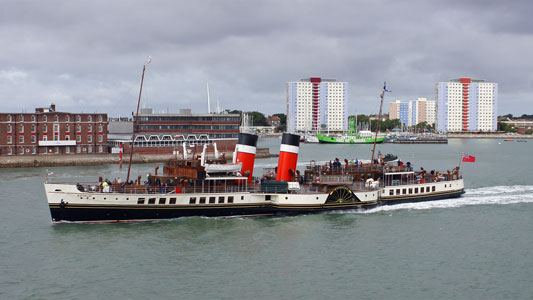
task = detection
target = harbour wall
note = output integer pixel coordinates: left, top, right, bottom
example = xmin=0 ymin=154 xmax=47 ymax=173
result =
xmin=0 ymin=148 xmax=278 ymax=168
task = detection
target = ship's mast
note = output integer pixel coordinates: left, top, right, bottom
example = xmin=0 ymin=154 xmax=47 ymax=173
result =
xmin=126 ymin=57 xmax=151 ymax=183
xmin=371 ymin=82 xmax=390 ymax=164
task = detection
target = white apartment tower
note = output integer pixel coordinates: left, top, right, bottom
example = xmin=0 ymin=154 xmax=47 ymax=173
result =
xmin=436 ymin=77 xmax=498 ymax=133
xmin=287 ymin=77 xmax=347 ymax=132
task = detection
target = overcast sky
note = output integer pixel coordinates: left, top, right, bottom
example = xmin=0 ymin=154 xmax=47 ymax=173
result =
xmin=1 ymin=0 xmax=532 ymax=117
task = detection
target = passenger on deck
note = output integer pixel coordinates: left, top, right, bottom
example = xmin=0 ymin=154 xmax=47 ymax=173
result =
xmin=76 ymin=183 xmax=85 ymax=192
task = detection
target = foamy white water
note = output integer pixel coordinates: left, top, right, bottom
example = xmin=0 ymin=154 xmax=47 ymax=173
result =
xmin=359 ymin=185 xmax=533 ymax=214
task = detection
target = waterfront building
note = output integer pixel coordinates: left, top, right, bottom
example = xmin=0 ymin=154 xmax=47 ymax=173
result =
xmin=389 ymin=100 xmax=410 ymax=126
xmin=267 ymin=116 xmax=281 ymax=128
xmin=0 ymin=104 xmax=107 ymax=156
xmin=500 ymin=119 xmax=533 ymax=134
xmin=409 ymin=98 xmax=436 ymax=126
xmin=436 ymin=77 xmax=498 ymax=133
xmin=389 ymin=98 xmax=435 ymax=127
xmin=109 ymin=108 xmax=240 ymax=154
xmin=287 ymin=77 xmax=347 ymax=133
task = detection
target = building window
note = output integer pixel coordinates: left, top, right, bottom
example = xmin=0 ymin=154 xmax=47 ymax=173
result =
xmin=66 ymin=124 xmax=70 ymax=132
xmin=19 ymin=115 xmax=24 ymax=122
xmin=76 ymin=115 xmax=81 ymax=122
xmin=88 ymin=125 xmax=92 ymax=132
xmin=98 ymin=125 xmax=103 ymax=132
xmin=31 ymin=115 xmax=36 ymax=122
xmin=19 ymin=125 xmax=24 ymax=133
xmin=7 ymin=136 xmax=12 ymax=144
xmin=88 ymin=146 xmax=92 ymax=153
xmin=76 ymin=135 xmax=81 ymax=142
xmin=7 ymin=115 xmax=12 ymax=122
xmin=98 ymin=135 xmax=103 ymax=143
xmin=98 ymin=115 xmax=103 ymax=122
xmin=55 ymin=147 xmax=59 ymax=153
xmin=7 ymin=125 xmax=12 ymax=133
xmin=77 ymin=125 xmax=81 ymax=132
xmin=32 ymin=147 xmax=37 ymax=154
xmin=19 ymin=136 xmax=24 ymax=144
xmin=43 ymin=115 xmax=47 ymax=122
xmin=31 ymin=136 xmax=36 ymax=143
xmin=43 ymin=125 xmax=47 ymax=133
xmin=66 ymin=115 xmax=70 ymax=122
xmin=31 ymin=125 xmax=36 ymax=132
xmin=77 ymin=146 xmax=81 ymax=153
xmin=88 ymin=135 xmax=92 ymax=143
xmin=43 ymin=135 xmax=47 ymax=141
xmin=65 ymin=135 xmax=70 ymax=141
xmin=66 ymin=147 xmax=70 ymax=154
xmin=88 ymin=115 xmax=92 ymax=122
xmin=54 ymin=115 xmax=58 ymax=122
xmin=98 ymin=145 xmax=103 ymax=153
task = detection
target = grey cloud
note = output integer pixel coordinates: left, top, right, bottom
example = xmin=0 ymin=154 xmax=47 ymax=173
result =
xmin=1 ymin=0 xmax=532 ymax=116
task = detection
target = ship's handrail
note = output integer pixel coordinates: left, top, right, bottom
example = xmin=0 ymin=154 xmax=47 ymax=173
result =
xmin=383 ymin=175 xmax=463 ymax=187
xmin=306 ymin=164 xmax=385 ymax=173
xmin=54 ymin=180 xmax=377 ymax=195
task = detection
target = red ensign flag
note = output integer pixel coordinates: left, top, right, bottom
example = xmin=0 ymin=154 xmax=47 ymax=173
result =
xmin=462 ymin=154 xmax=476 ymax=162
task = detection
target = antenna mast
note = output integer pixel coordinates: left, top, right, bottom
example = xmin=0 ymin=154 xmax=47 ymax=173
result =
xmin=207 ymin=82 xmax=211 ymax=114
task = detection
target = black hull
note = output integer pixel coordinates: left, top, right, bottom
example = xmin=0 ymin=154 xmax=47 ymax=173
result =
xmin=379 ymin=189 xmax=464 ymax=205
xmin=49 ymin=202 xmax=378 ymax=223
xmin=49 ymin=189 xmax=465 ymax=223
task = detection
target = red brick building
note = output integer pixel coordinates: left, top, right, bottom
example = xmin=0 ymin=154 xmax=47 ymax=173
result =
xmin=0 ymin=104 xmax=108 ymax=156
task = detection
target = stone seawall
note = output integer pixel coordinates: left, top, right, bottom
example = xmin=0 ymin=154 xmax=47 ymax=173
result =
xmin=0 ymin=148 xmax=278 ymax=168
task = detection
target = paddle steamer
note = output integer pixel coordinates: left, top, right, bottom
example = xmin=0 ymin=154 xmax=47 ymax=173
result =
xmin=45 ymin=133 xmax=380 ymax=223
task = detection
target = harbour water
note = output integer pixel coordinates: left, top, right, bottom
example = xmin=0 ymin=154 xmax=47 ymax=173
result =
xmin=1 ymin=139 xmax=532 ymax=299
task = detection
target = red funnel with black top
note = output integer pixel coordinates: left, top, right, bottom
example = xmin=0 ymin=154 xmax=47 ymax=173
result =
xmin=276 ymin=133 xmax=300 ymax=182
xmin=235 ymin=133 xmax=259 ymax=182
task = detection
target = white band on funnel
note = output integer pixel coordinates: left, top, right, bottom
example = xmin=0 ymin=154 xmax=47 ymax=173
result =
xmin=280 ymin=144 xmax=299 ymax=154
xmin=236 ymin=144 xmax=257 ymax=155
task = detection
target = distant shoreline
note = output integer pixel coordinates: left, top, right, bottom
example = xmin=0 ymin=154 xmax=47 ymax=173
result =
xmin=444 ymin=134 xmax=533 ymax=139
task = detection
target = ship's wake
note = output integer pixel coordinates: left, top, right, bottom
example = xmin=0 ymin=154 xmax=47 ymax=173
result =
xmin=359 ymin=185 xmax=533 ymax=214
